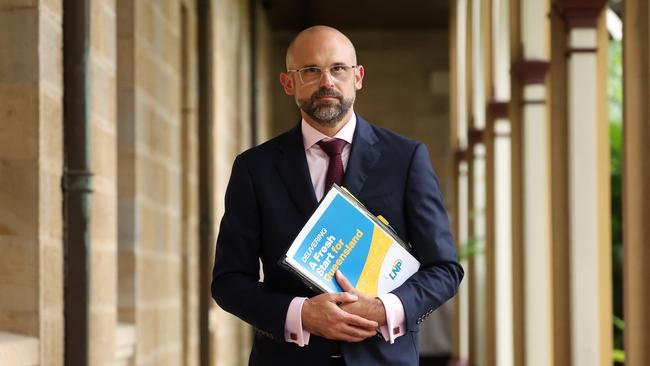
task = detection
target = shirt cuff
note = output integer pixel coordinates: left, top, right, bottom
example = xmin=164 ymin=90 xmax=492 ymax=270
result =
xmin=284 ymin=297 xmax=311 ymax=347
xmin=377 ymin=293 xmax=406 ymax=344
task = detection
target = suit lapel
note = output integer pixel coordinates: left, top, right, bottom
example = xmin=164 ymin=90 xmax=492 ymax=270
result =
xmin=343 ymin=115 xmax=381 ymax=196
xmin=275 ymin=124 xmax=319 ymax=218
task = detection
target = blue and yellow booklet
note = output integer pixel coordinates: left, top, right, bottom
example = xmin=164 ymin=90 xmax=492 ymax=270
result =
xmin=281 ymin=184 xmax=420 ymax=296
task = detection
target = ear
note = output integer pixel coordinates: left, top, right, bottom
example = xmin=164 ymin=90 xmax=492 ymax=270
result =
xmin=354 ymin=65 xmax=365 ymax=91
xmin=279 ymin=72 xmax=295 ymax=95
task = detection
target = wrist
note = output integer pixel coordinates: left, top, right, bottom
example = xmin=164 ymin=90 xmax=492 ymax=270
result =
xmin=301 ymin=298 xmax=311 ymax=329
xmin=373 ymin=297 xmax=387 ymax=326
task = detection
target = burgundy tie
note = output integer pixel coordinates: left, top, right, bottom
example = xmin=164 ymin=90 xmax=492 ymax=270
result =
xmin=317 ymin=139 xmax=346 ymax=191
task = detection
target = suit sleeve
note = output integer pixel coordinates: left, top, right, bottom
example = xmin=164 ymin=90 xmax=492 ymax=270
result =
xmin=211 ymin=154 xmax=294 ymax=339
xmin=391 ymin=143 xmax=465 ymax=332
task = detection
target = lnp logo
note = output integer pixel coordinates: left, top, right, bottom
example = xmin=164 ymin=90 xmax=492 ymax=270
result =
xmin=389 ymin=259 xmax=403 ymax=280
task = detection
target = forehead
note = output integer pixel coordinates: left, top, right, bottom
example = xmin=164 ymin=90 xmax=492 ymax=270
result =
xmin=288 ymin=31 xmax=356 ymax=68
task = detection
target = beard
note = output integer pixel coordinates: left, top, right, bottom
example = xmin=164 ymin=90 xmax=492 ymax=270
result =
xmin=297 ymin=88 xmax=355 ymax=126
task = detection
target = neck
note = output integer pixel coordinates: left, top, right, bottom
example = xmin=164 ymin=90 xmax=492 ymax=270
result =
xmin=302 ymin=110 xmax=354 ymax=137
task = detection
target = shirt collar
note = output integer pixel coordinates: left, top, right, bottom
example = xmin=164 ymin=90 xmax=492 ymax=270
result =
xmin=301 ymin=114 xmax=356 ymax=151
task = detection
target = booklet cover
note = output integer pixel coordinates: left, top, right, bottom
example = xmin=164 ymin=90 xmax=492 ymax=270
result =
xmin=280 ymin=185 xmax=420 ymax=296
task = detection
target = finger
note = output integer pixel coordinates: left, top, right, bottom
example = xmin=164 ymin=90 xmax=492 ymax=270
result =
xmin=329 ymin=323 xmax=374 ymax=342
xmin=336 ymin=333 xmax=367 ymax=343
xmin=343 ymin=312 xmax=379 ymax=330
xmin=330 ymin=292 xmax=358 ymax=304
xmin=339 ymin=324 xmax=378 ymax=340
xmin=335 ymin=271 xmax=357 ymax=293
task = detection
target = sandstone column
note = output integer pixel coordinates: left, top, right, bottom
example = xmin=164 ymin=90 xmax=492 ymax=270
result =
xmin=557 ymin=1 xmax=612 ymax=365
xmin=623 ymin=0 xmax=650 ymax=364
xmin=512 ymin=0 xmax=554 ymax=364
xmin=0 ymin=1 xmax=64 ymax=364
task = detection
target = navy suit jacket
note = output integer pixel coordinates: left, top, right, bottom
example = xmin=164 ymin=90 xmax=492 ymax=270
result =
xmin=211 ymin=115 xmax=464 ymax=366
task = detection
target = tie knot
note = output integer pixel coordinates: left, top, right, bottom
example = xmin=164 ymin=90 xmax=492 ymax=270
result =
xmin=317 ymin=139 xmax=346 ymax=157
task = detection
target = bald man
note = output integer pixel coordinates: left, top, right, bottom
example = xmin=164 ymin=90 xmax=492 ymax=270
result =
xmin=211 ymin=26 xmax=463 ymax=366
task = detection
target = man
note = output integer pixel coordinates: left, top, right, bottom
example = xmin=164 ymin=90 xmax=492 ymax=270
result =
xmin=212 ymin=25 xmax=463 ymax=366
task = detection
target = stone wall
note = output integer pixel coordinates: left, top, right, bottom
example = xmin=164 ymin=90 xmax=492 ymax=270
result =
xmin=88 ymin=0 xmax=120 ymax=364
xmin=270 ymin=29 xmax=452 ymax=194
xmin=0 ymin=0 xmax=64 ymax=364
xmin=179 ymin=3 xmax=201 ymax=365
xmin=211 ymin=0 xmax=255 ymax=364
xmin=1 ymin=0 xmax=272 ymax=365
xmin=1 ymin=7 xmax=450 ymax=365
xmin=116 ymin=0 xmax=206 ymax=364
xmin=255 ymin=5 xmax=274 ymax=145
xmin=352 ymin=30 xmax=451 ymax=191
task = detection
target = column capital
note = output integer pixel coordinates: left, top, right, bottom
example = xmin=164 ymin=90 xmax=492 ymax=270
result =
xmin=455 ymin=148 xmax=468 ymax=164
xmin=487 ymin=100 xmax=509 ymax=119
xmin=553 ymin=0 xmax=608 ymax=28
xmin=468 ymin=127 xmax=485 ymax=147
xmin=512 ymin=60 xmax=550 ymax=85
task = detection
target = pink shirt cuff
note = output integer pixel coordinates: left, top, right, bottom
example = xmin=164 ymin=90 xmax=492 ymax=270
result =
xmin=284 ymin=297 xmax=310 ymax=346
xmin=377 ymin=293 xmax=406 ymax=344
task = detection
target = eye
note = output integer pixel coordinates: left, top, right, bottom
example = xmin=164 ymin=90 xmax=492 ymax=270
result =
xmin=330 ymin=65 xmax=348 ymax=74
xmin=301 ymin=67 xmax=321 ymax=74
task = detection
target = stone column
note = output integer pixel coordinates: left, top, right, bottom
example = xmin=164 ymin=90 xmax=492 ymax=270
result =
xmin=87 ymin=0 xmax=119 ymax=364
xmin=623 ymin=0 xmax=650 ymax=364
xmin=117 ymin=0 xmax=188 ymax=364
xmin=451 ymin=0 xmax=471 ymax=362
xmin=490 ymin=104 xmax=513 ymax=366
xmin=0 ymin=1 xmax=64 ymax=364
xmin=456 ymin=150 xmax=471 ymax=363
xmin=468 ymin=0 xmax=489 ymax=363
xmin=512 ymin=59 xmax=553 ymax=366
xmin=512 ymin=0 xmax=553 ymax=365
xmin=548 ymin=4 xmax=571 ymax=366
xmin=469 ymin=127 xmax=487 ymax=366
xmin=557 ymin=1 xmax=612 ymax=365
xmin=489 ymin=0 xmax=514 ymax=364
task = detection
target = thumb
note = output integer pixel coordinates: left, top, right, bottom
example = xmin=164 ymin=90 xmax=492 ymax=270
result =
xmin=335 ymin=270 xmax=357 ymax=294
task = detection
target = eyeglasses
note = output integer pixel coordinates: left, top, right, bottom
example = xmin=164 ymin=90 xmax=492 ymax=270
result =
xmin=287 ymin=64 xmax=357 ymax=84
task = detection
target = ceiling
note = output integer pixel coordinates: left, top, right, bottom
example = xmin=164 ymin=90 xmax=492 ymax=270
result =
xmin=261 ymin=0 xmax=450 ymax=31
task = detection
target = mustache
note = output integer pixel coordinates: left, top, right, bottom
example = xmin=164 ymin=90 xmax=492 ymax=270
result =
xmin=311 ymin=88 xmax=342 ymax=100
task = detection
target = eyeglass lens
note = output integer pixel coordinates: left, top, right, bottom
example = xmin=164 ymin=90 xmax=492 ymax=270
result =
xmin=299 ymin=66 xmax=353 ymax=83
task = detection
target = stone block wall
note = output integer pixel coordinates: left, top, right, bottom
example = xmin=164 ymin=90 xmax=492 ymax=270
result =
xmin=117 ymin=0 xmax=192 ymax=364
xmin=351 ymin=30 xmax=451 ymax=192
xmin=211 ymin=0 xmax=257 ymax=364
xmin=1 ymin=0 xmax=272 ymax=365
xmin=270 ymin=29 xmax=452 ymax=194
xmin=270 ymin=31 xmax=302 ymax=136
xmin=255 ymin=4 xmax=273 ymax=144
xmin=115 ymin=0 xmax=270 ymax=365
xmin=179 ymin=4 xmax=200 ymax=365
xmin=0 ymin=0 xmax=64 ymax=364
xmin=89 ymin=0 xmax=119 ymax=364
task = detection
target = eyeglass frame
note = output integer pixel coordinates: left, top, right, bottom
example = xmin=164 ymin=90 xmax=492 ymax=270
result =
xmin=286 ymin=64 xmax=358 ymax=84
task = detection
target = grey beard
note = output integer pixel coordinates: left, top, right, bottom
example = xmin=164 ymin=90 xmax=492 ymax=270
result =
xmin=297 ymin=89 xmax=355 ymax=126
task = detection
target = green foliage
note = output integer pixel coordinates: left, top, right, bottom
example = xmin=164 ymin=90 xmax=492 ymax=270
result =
xmin=613 ymin=349 xmax=625 ymax=363
xmin=609 ymin=37 xmax=624 ymax=365
xmin=457 ymin=236 xmax=484 ymax=261
xmin=456 ymin=208 xmax=486 ymax=261
xmin=608 ymin=40 xmax=623 ymax=126
xmin=613 ymin=315 xmax=625 ymax=331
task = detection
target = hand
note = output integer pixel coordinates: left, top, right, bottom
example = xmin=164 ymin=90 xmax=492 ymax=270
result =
xmin=336 ymin=271 xmax=387 ymax=327
xmin=301 ymin=291 xmax=378 ymax=342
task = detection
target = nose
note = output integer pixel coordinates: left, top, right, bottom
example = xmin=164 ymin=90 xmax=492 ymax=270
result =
xmin=318 ymin=69 xmax=335 ymax=88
